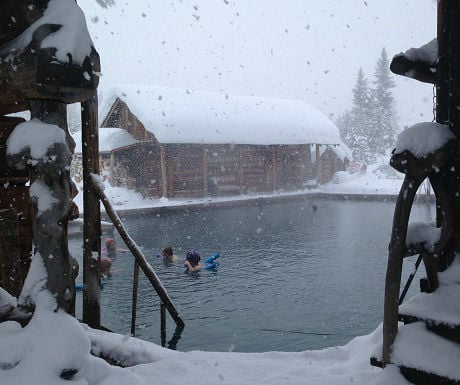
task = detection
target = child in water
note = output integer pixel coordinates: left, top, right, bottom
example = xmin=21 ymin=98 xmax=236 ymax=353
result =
xmin=101 ymin=238 xmax=127 ymax=277
xmin=184 ymin=251 xmax=202 ymax=272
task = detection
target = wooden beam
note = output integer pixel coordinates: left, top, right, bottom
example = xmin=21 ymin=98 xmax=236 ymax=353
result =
xmin=437 ymin=0 xmax=460 ymax=135
xmin=203 ymin=147 xmax=208 ymax=195
xmin=390 ymin=53 xmax=436 ymax=84
xmin=25 ymin=100 xmax=78 ymax=315
xmin=160 ymin=145 xmax=168 ymax=197
xmin=0 ymin=209 xmax=21 ymax=298
xmin=316 ymin=144 xmax=322 ymax=184
xmin=238 ymin=146 xmax=244 ymax=193
xmin=271 ymin=147 xmax=277 ymax=191
xmin=81 ymin=93 xmax=101 ymax=328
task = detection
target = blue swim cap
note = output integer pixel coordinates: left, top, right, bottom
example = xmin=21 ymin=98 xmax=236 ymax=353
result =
xmin=186 ymin=251 xmax=201 ymax=265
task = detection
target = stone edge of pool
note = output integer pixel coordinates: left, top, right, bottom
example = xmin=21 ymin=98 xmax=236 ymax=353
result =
xmin=100 ymin=192 xmax=408 ymax=219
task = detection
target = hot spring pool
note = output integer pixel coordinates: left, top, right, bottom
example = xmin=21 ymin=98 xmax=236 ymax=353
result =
xmin=71 ymin=198 xmax=433 ymax=352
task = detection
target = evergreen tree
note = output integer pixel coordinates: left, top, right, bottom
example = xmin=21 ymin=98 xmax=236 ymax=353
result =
xmin=369 ymin=47 xmax=398 ymax=154
xmin=339 ymin=49 xmax=399 ymax=163
xmin=338 ymin=68 xmax=373 ymax=162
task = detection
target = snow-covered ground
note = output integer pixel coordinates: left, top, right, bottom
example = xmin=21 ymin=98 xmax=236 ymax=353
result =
xmin=0 ymin=158 xmax=424 ymax=385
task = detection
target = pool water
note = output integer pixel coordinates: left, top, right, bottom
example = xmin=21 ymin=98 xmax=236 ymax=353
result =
xmin=71 ymin=198 xmax=433 ymax=352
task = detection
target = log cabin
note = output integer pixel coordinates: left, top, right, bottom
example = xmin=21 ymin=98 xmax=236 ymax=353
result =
xmin=76 ymin=85 xmax=351 ymax=198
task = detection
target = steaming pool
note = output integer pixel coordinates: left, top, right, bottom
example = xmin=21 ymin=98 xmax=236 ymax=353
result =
xmin=71 ymin=198 xmax=432 ymax=352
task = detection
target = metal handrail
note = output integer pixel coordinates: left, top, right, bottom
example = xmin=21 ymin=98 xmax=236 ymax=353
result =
xmin=89 ymin=174 xmax=185 ymax=337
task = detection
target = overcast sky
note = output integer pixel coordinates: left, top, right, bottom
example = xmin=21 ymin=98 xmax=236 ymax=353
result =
xmin=80 ymin=0 xmax=437 ymax=129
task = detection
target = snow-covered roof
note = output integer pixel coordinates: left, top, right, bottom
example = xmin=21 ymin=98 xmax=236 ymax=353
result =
xmin=72 ymin=127 xmax=140 ymax=154
xmin=99 ymin=85 xmax=342 ymax=146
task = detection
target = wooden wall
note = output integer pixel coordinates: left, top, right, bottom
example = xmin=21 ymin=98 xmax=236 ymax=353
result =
xmin=101 ymin=140 xmax=345 ymax=198
xmin=318 ymin=147 xmax=346 ymax=185
xmin=102 ymin=98 xmax=153 ymax=141
xmin=0 ymin=117 xmax=33 ymax=297
xmin=166 ymin=144 xmax=205 ymax=197
xmin=100 ymin=100 xmax=347 ymax=197
xmin=111 ymin=142 xmax=160 ymax=196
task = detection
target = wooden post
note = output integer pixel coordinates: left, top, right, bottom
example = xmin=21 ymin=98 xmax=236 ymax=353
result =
xmin=160 ymin=145 xmax=168 ymax=197
xmin=238 ymin=146 xmax=244 ymax=193
xmin=203 ymin=147 xmax=208 ymax=195
xmin=109 ymin=151 xmax=115 ymax=185
xmin=316 ymin=144 xmax=322 ymax=184
xmin=160 ymin=303 xmax=166 ymax=346
xmin=26 ymin=100 xmax=78 ymax=315
xmin=81 ymin=93 xmax=101 ymax=328
xmin=271 ymin=147 xmax=277 ymax=191
xmin=131 ymin=260 xmax=139 ymax=336
xmin=0 ymin=209 xmax=21 ymax=297
xmin=435 ymin=1 xmax=460 ymax=276
xmin=436 ymin=0 xmax=460 ymax=134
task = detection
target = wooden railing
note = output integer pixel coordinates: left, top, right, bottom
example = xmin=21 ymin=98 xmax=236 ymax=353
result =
xmin=89 ymin=174 xmax=185 ymax=337
xmin=382 ymin=146 xmax=454 ymax=366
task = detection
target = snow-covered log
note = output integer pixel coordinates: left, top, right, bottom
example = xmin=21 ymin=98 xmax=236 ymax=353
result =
xmin=0 ymin=0 xmax=100 ymax=113
xmin=390 ymin=39 xmax=437 ymax=84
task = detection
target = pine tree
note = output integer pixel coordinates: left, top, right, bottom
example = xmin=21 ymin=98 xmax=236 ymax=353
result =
xmin=338 ymin=68 xmax=373 ymax=162
xmin=369 ymin=47 xmax=398 ymax=155
xmin=339 ymin=49 xmax=399 ymax=163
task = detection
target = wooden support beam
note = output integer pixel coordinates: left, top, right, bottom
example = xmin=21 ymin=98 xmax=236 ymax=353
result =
xmin=437 ymin=0 xmax=460 ymax=134
xmin=271 ymin=147 xmax=277 ymax=191
xmin=25 ymin=100 xmax=78 ymax=315
xmin=131 ymin=260 xmax=139 ymax=336
xmin=390 ymin=53 xmax=436 ymax=84
xmin=0 ymin=209 xmax=21 ymax=298
xmin=316 ymin=144 xmax=322 ymax=184
xmin=160 ymin=145 xmax=168 ymax=197
xmin=238 ymin=147 xmax=244 ymax=193
xmin=203 ymin=147 xmax=208 ymax=195
xmin=81 ymin=93 xmax=101 ymax=328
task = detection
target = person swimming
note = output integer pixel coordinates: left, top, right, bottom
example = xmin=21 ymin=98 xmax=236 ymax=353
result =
xmin=100 ymin=256 xmax=112 ymax=279
xmin=101 ymin=238 xmax=127 ymax=277
xmin=161 ymin=246 xmax=180 ymax=262
xmin=184 ymin=251 xmax=202 ymax=272
xmin=103 ymin=238 xmax=128 ymax=259
xmin=104 ymin=238 xmax=117 ymax=258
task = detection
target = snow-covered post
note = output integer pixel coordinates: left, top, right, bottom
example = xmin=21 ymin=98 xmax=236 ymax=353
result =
xmin=6 ymin=104 xmax=79 ymax=314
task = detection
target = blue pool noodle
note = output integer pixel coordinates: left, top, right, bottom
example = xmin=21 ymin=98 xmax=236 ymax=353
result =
xmin=204 ymin=253 xmax=220 ymax=264
xmin=76 ymin=280 xmax=105 ymax=292
xmin=204 ymin=262 xmax=217 ymax=270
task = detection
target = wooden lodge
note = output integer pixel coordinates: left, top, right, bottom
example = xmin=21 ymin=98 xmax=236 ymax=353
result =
xmin=78 ymin=85 xmax=350 ymax=198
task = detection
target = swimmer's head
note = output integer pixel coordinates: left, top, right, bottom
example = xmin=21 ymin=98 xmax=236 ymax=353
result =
xmin=162 ymin=246 xmax=174 ymax=258
xmin=186 ymin=251 xmax=201 ymax=266
xmin=105 ymin=238 xmax=116 ymax=251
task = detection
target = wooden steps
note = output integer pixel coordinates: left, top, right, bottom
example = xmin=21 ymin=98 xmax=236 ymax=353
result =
xmin=371 ymin=259 xmax=460 ymax=384
xmin=371 ymin=322 xmax=460 ymax=384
